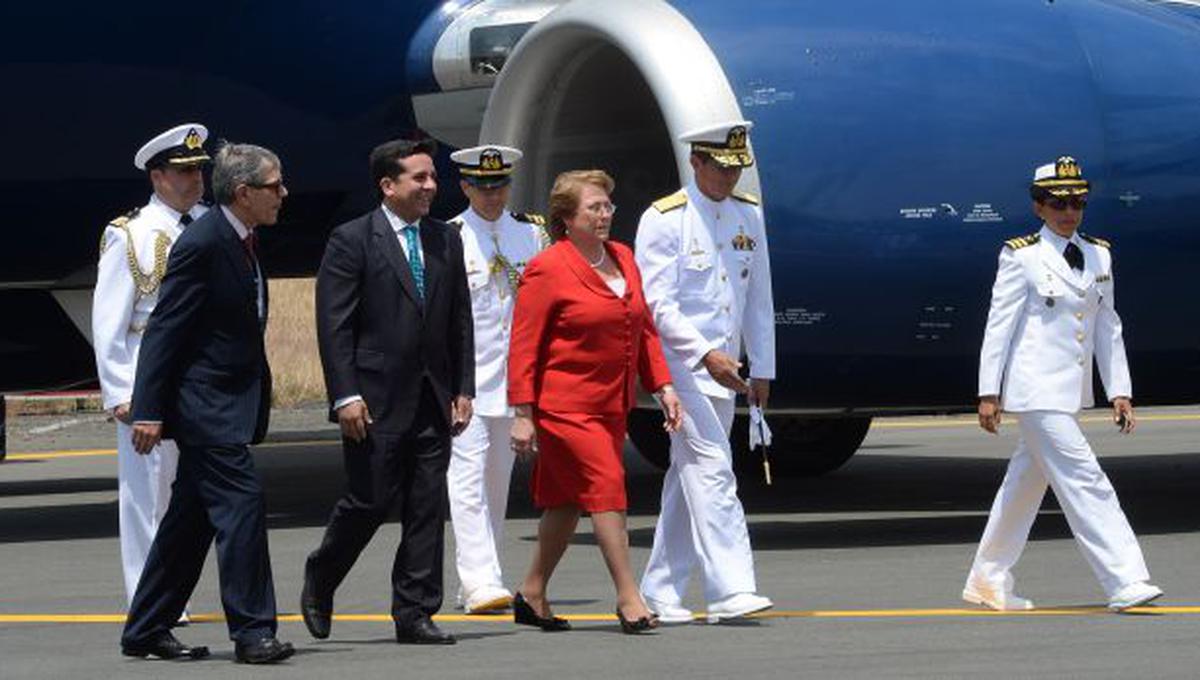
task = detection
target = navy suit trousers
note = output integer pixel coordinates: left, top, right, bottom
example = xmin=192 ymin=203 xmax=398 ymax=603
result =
xmin=121 ymin=442 xmax=277 ymax=645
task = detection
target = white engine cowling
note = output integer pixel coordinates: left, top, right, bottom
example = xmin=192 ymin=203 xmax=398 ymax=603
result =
xmin=479 ymin=0 xmax=762 ymax=222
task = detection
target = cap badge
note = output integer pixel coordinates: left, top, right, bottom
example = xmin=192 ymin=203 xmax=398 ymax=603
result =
xmin=480 ymin=149 xmax=504 ymax=172
xmin=727 ymin=126 xmax=748 ymax=151
xmin=1056 ymin=156 xmax=1081 ymax=179
xmin=184 ymin=128 xmax=203 ymax=150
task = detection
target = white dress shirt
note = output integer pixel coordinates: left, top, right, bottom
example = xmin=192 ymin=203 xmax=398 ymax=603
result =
xmin=382 ymin=202 xmax=422 ymax=259
xmin=221 ymin=205 xmax=264 ymax=320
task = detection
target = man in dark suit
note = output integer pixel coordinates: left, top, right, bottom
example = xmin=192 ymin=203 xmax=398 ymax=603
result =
xmin=120 ymin=143 xmax=294 ymax=664
xmin=301 ymin=138 xmax=474 ymax=645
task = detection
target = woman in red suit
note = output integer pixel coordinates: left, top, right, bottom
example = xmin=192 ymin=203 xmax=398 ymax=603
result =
xmin=508 ymin=170 xmax=683 ymax=634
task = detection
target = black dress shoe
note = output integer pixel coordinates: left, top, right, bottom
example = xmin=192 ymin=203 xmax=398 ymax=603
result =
xmin=121 ymin=632 xmax=210 ymax=660
xmin=234 ymin=637 xmax=295 ymax=664
xmin=300 ymin=570 xmax=332 ymax=639
xmin=395 ymin=616 xmax=456 ymax=645
xmin=513 ymin=592 xmax=571 ymax=632
xmin=616 ymin=607 xmax=659 ymax=635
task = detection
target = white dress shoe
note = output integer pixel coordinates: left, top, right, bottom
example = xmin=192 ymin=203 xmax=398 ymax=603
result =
xmin=962 ymin=583 xmax=1034 ymax=611
xmin=644 ymin=597 xmax=694 ymax=624
xmin=706 ymin=593 xmax=773 ymax=623
xmin=1108 ymin=582 xmax=1163 ymax=612
xmin=464 ymin=586 xmax=514 ymax=614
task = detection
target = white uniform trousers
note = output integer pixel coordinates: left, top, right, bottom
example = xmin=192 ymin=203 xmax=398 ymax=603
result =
xmin=967 ymin=411 xmax=1150 ymax=597
xmin=447 ymin=414 xmax=516 ymax=600
xmin=641 ymin=391 xmax=757 ymax=605
xmin=117 ymin=421 xmax=180 ymax=604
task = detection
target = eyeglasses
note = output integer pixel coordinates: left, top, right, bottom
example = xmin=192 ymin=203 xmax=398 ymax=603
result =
xmin=1044 ymin=196 xmax=1087 ymax=211
xmin=583 ymin=202 xmax=617 ymax=216
xmin=247 ymin=178 xmax=286 ymax=194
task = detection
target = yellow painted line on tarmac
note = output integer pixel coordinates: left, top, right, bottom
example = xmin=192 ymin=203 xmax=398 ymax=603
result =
xmin=5 ymin=439 xmax=337 ymax=461
xmin=3 ymin=606 xmax=1199 ymax=625
xmin=6 ymin=448 xmax=118 ymax=461
xmin=873 ymin=413 xmax=1200 ymax=429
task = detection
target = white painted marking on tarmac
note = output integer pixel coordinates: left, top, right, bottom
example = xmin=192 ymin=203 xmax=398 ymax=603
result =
xmin=27 ymin=418 xmax=86 ymax=435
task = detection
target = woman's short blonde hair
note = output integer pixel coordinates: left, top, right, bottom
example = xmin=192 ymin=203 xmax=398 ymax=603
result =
xmin=547 ymin=169 xmax=615 ymax=240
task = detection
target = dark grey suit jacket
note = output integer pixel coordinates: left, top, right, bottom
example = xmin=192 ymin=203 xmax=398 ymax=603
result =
xmin=316 ymin=208 xmax=473 ymax=434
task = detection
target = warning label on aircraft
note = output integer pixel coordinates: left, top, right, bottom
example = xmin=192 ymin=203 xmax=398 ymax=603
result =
xmin=776 ymin=308 xmax=827 ymax=326
xmin=963 ymin=203 xmax=1004 ymax=223
xmin=899 ymin=207 xmax=939 ymax=220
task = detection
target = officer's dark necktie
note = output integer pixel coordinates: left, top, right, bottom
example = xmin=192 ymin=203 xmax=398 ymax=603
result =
xmin=179 ymin=213 xmax=193 ymax=226
xmin=1064 ymin=241 xmax=1084 ymax=271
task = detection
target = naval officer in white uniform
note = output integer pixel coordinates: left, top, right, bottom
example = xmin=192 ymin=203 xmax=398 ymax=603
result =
xmin=445 ymin=145 xmax=549 ymax=614
xmin=635 ymin=121 xmax=775 ymax=623
xmin=967 ymin=156 xmax=1162 ymax=612
xmin=92 ymin=123 xmax=211 ymax=607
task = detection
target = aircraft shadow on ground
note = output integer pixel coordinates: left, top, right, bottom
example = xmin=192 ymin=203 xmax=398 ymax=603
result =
xmin=1 ymin=446 xmax=1196 ymax=548
xmin=0 ymin=476 xmax=114 ymax=498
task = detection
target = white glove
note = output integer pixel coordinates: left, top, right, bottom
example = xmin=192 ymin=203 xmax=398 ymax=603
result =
xmin=749 ymin=404 xmax=772 ymax=450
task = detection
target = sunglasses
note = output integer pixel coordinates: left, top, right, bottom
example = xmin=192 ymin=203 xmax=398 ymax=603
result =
xmin=247 ymin=178 xmax=286 ymax=194
xmin=1044 ymin=196 xmax=1087 ymax=211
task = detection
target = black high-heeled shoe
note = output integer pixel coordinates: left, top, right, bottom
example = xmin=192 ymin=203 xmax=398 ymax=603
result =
xmin=616 ymin=607 xmax=659 ymax=635
xmin=513 ymin=592 xmax=571 ymax=632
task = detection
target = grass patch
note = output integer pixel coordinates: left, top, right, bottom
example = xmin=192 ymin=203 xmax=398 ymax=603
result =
xmin=266 ymin=277 xmax=326 ymax=407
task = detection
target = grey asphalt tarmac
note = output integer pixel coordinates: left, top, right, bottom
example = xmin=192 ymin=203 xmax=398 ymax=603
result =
xmin=1 ymin=406 xmax=1197 ymax=679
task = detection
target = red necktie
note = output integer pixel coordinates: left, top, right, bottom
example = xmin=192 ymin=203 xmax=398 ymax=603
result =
xmin=242 ymin=231 xmax=258 ymax=267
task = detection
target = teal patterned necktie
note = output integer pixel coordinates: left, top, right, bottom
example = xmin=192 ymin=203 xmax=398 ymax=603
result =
xmin=403 ymin=224 xmax=425 ymax=299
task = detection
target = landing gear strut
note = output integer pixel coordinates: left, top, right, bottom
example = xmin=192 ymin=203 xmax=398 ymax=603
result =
xmin=1 ymin=395 xmax=7 ymax=462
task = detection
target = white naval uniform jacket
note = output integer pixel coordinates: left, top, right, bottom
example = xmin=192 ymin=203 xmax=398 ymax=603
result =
xmin=92 ymin=194 xmax=208 ymax=410
xmin=634 ymin=181 xmax=775 ymax=399
xmin=978 ymin=224 xmax=1132 ymax=414
xmin=453 ymin=208 xmax=547 ymax=417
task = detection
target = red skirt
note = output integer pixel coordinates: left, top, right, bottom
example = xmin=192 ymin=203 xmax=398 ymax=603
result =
xmin=531 ymin=409 xmax=627 ymax=512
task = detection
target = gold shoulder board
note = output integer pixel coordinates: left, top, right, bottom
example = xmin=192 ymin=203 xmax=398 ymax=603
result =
xmin=1004 ymin=233 xmax=1041 ymax=250
xmin=652 ymin=191 xmax=687 ymax=213
xmin=1080 ymin=233 xmax=1111 ymax=248
xmin=732 ymin=191 xmax=760 ymax=205
xmin=512 ymin=212 xmax=546 ymax=225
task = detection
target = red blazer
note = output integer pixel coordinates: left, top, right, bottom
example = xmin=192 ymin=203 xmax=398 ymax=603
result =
xmin=508 ymin=240 xmax=672 ymax=414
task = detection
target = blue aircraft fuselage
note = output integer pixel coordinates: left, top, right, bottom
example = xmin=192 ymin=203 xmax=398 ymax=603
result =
xmin=1 ymin=0 xmax=1197 ymax=414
